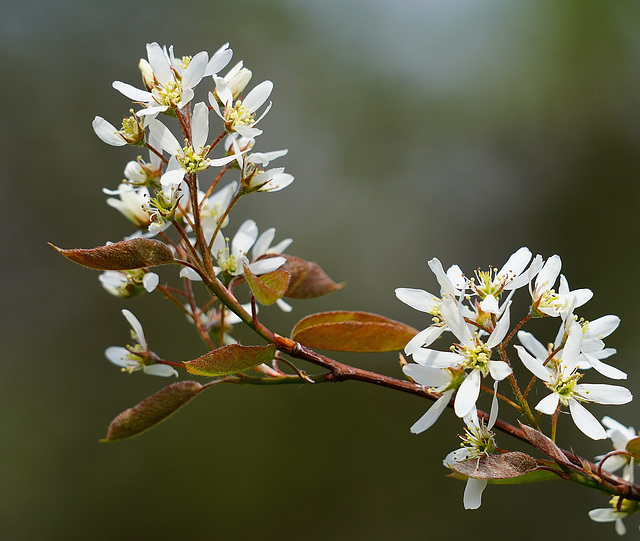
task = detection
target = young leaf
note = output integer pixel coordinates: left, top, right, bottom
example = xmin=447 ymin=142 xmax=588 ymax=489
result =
xmin=291 ymin=311 xmax=418 ymax=352
xmin=626 ymin=436 xmax=640 ymax=460
xmin=450 ymin=452 xmax=538 ymax=480
xmin=243 ymin=260 xmax=290 ymax=305
xmin=50 ymin=238 xmax=175 ymax=270
xmin=184 ymin=344 xmax=278 ymax=376
xmin=518 ymin=422 xmax=573 ymax=466
xmin=101 ymin=381 xmax=205 ymax=442
xmin=276 ymin=255 xmax=344 ymax=298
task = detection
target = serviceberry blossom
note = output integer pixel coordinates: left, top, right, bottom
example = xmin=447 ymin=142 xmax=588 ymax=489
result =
xmin=99 ymin=269 xmax=159 ymax=298
xmin=211 ymin=77 xmax=273 ymax=138
xmin=468 ymin=247 xmax=538 ymax=314
xmin=92 ymin=111 xmax=146 ymax=147
xmin=179 ymin=220 xmax=286 ymax=281
xmin=530 ymin=256 xmax=592 ymax=318
xmin=515 ymin=324 xmax=632 ymax=440
xmin=148 ymin=102 xmax=240 ymax=195
xmin=113 ymin=42 xmax=231 ymax=117
xmin=395 ymin=257 xmax=468 ymax=355
xmin=104 ymin=309 xmax=177 ymax=377
xmin=443 ymin=408 xmax=498 ymax=510
xmin=597 ymin=416 xmax=638 ymax=479
xmin=410 ymin=298 xmax=512 ymax=419
xmin=103 ymin=183 xmax=152 ymax=230
xmin=588 ymin=497 xmax=640 ymax=536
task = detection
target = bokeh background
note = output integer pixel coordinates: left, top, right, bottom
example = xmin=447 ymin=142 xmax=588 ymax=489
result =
xmin=3 ymin=0 xmax=640 ymax=539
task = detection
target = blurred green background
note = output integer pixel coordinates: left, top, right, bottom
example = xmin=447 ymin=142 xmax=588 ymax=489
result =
xmin=3 ymin=0 xmax=640 ymax=539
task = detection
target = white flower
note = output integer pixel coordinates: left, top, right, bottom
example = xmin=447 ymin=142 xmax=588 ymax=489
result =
xmin=148 ymin=102 xmax=240 ymax=194
xmin=589 ymin=497 xmax=640 ymax=536
xmin=104 ymin=309 xmax=177 ymax=377
xmin=395 ymin=258 xmax=469 ymax=355
xmin=211 ymin=219 xmax=285 ymax=277
xmin=211 ymin=77 xmax=273 ymax=138
xmin=402 ymin=364 xmax=456 ymax=433
xmin=530 ymin=256 xmax=592 ymax=318
xmin=196 ymin=182 xmax=237 ymax=244
xmin=470 ymin=247 xmax=539 ymax=314
xmin=103 ymin=183 xmax=152 ymax=228
xmin=179 ymin=220 xmax=286 ymax=281
xmin=443 ymin=408 xmax=497 ymax=510
xmin=515 ymin=325 xmax=632 ymax=440
xmin=99 ymin=269 xmax=158 ymax=297
xmin=92 ymin=112 xmax=146 ymax=147
xmin=596 ymin=416 xmax=638 ymax=479
xmin=410 ymin=298 xmax=512 ymax=419
xmin=113 ymin=43 xmax=227 ymax=116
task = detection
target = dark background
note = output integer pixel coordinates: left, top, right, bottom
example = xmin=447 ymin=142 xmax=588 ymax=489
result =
xmin=2 ymin=0 xmax=639 ymax=539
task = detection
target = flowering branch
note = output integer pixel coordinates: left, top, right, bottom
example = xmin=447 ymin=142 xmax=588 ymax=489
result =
xmin=57 ymin=41 xmax=640 ymax=536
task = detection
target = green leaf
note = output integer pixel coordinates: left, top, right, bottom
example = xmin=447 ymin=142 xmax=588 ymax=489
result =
xmin=450 ymin=452 xmax=538 ymax=480
xmin=626 ymin=436 xmax=640 ymax=460
xmin=243 ymin=260 xmax=290 ymax=305
xmin=101 ymin=381 xmax=205 ymax=442
xmin=449 ymin=467 xmax=560 ymax=485
xmin=184 ymin=344 xmax=278 ymax=376
xmin=50 ymin=238 xmax=175 ymax=270
xmin=291 ymin=310 xmax=418 ymax=352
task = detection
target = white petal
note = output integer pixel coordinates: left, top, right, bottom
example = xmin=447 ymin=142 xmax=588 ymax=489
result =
xmin=569 ymin=399 xmax=606 ymax=439
xmin=204 ymin=46 xmax=233 ymax=76
xmin=143 ymin=273 xmax=159 ymax=292
xmin=179 ymin=267 xmax=202 ymax=281
xmin=582 ymin=354 xmax=627 ymax=380
xmin=146 ymin=42 xmax=172 ymax=84
xmin=252 ymin=228 xmax=276 ymax=260
xmin=191 ymin=102 xmax=210 ymax=150
xmin=454 ymin=369 xmax=481 ymax=418
xmin=411 ymin=349 xmax=460 ymax=368
xmin=409 ymin=390 xmax=454 ymax=434
xmin=427 ymin=258 xmax=457 ymax=297
xmin=243 ymin=80 xmax=273 ymax=112
xmin=488 ymin=360 xmax=512 ymax=381
xmin=440 ymin=298 xmax=472 ymax=344
xmin=232 ymin=220 xmax=258 ymax=256
xmin=104 ymin=346 xmax=134 ymax=368
xmin=585 ymin=315 xmax=620 ymax=340
xmin=148 ymin=119 xmax=181 ymax=155
xmin=497 ymin=247 xmax=531 ymax=283
xmin=404 ymin=326 xmax=446 ymax=355
xmin=488 ymin=381 xmax=499 ymax=429
xmin=517 ymin=330 xmax=549 ymax=360
xmin=112 ymin=81 xmax=153 ymax=102
xmin=487 ymin=301 xmax=510 ymax=348
xmin=248 ymin=257 xmax=286 ymax=275
xmin=576 ymin=384 xmax=633 ymax=405
xmin=395 ymin=288 xmax=438 ymax=313
xmin=463 ymin=478 xmax=487 ymax=510
xmin=535 ymin=393 xmax=560 ymax=415
xmin=121 ymin=309 xmax=146 ymax=348
xmin=514 ymin=345 xmax=551 ymax=382
xmin=535 ymin=255 xmax=561 ymax=295
xmin=92 ymin=116 xmax=126 ymax=146
xmin=143 ymin=364 xmax=179 ymax=377
xmin=182 ymin=51 xmax=208 ymax=90
xmin=480 ymin=294 xmax=499 ymax=314
xmin=403 ymin=364 xmax=452 ymax=389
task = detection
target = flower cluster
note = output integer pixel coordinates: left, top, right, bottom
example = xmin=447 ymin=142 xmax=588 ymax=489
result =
xmin=397 ymin=247 xmax=633 ymax=508
xmin=91 ymin=42 xmax=296 ymax=373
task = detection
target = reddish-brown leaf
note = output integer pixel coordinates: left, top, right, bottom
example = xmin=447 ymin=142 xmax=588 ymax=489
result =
xmin=101 ymin=381 xmax=204 ymax=442
xmin=450 ymin=452 xmax=538 ymax=480
xmin=291 ymin=310 xmax=417 ymax=352
xmin=50 ymin=238 xmax=175 ymax=270
xmin=184 ymin=344 xmax=278 ymax=376
xmin=276 ymin=255 xmax=344 ymax=298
